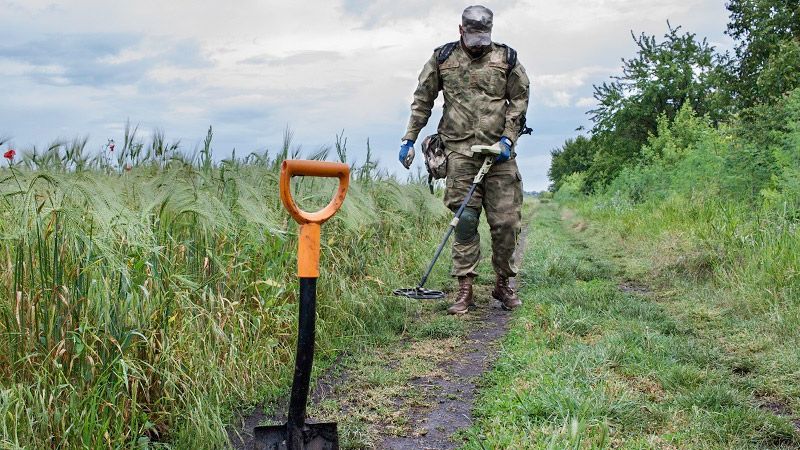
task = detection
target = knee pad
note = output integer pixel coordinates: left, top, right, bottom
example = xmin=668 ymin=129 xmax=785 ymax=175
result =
xmin=455 ymin=207 xmax=480 ymax=243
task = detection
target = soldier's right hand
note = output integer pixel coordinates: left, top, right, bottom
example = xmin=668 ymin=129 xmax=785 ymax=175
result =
xmin=495 ymin=136 xmax=513 ymax=163
xmin=399 ymin=139 xmax=415 ymax=169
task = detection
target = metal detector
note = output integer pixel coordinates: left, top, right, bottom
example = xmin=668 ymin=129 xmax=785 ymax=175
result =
xmin=393 ymin=144 xmax=501 ymax=300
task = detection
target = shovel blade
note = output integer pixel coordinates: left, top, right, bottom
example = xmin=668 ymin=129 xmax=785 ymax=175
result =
xmin=253 ymin=423 xmax=339 ymax=450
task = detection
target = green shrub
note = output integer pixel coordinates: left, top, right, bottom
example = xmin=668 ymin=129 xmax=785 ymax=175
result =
xmin=561 ymin=88 xmax=800 ymax=316
xmin=553 ymin=172 xmax=587 ymax=204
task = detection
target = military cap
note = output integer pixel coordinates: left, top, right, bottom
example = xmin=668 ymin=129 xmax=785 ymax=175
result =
xmin=461 ymin=5 xmax=493 ymax=47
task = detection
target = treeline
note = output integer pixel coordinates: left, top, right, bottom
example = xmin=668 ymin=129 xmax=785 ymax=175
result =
xmin=549 ymin=0 xmax=800 ymax=197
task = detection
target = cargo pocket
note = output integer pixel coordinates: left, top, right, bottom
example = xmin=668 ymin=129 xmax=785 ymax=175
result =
xmin=444 ymin=176 xmax=455 ymax=210
xmin=513 ymin=170 xmax=523 ymax=208
xmin=444 ymin=165 xmax=477 ymax=210
xmin=482 ymin=170 xmax=515 ymax=213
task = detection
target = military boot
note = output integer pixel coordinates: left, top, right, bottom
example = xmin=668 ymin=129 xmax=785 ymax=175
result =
xmin=492 ymin=275 xmax=522 ymax=310
xmin=447 ymin=276 xmax=474 ymax=315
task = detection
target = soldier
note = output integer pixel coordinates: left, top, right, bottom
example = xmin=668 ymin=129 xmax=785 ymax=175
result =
xmin=399 ymin=5 xmax=530 ymax=314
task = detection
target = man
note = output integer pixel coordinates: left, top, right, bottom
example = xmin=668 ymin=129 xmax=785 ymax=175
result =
xmin=399 ymin=5 xmax=530 ymax=314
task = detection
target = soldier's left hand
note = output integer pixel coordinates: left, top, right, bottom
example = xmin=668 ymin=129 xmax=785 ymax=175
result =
xmin=495 ymin=136 xmax=513 ymax=163
xmin=399 ymin=139 xmax=415 ymax=169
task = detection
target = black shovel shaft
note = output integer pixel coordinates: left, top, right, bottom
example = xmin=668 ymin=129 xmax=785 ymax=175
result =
xmin=417 ymin=182 xmax=478 ymax=288
xmin=288 ymin=277 xmax=317 ymax=428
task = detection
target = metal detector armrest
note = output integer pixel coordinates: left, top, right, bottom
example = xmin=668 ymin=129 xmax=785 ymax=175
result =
xmin=469 ymin=144 xmax=502 ymax=157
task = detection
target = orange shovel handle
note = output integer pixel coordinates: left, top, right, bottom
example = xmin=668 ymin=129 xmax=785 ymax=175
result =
xmin=279 ymin=160 xmax=350 ymax=278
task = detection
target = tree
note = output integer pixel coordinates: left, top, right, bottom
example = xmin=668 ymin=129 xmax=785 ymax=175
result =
xmin=548 ymin=135 xmax=595 ymax=191
xmin=726 ymin=0 xmax=800 ymax=108
xmin=584 ymin=24 xmax=729 ymax=189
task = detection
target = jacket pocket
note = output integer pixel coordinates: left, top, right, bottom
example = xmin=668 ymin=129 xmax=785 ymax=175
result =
xmin=486 ymin=62 xmax=508 ymax=96
xmin=439 ymin=62 xmax=461 ymax=91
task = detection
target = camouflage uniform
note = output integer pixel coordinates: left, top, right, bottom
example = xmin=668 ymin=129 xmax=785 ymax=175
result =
xmin=404 ymin=42 xmax=530 ymax=278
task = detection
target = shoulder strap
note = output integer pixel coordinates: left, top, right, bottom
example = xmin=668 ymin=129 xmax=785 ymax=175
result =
xmin=494 ymin=43 xmax=518 ymax=75
xmin=435 ymin=41 xmax=459 ymax=91
xmin=436 ymin=41 xmax=459 ymax=66
xmin=505 ymin=46 xmax=517 ymax=73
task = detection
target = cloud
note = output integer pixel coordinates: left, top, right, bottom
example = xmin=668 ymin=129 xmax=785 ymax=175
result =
xmin=239 ymin=50 xmax=344 ymax=66
xmin=575 ymin=97 xmax=596 ymax=108
xmin=340 ymin=0 xmax=475 ymax=29
xmin=0 ymin=33 xmax=208 ymax=87
xmin=0 ymin=0 xmax=734 ymax=191
xmin=530 ymin=66 xmax=615 ymax=107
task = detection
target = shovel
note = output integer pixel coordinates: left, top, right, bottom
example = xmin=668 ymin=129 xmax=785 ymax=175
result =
xmin=254 ymin=159 xmax=350 ymax=450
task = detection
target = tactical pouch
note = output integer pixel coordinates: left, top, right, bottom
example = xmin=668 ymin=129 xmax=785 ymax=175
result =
xmin=422 ymin=134 xmax=447 ymax=193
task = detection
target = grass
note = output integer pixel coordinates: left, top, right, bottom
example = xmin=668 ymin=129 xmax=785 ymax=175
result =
xmin=408 ymin=315 xmax=467 ymax=339
xmin=464 ymin=200 xmax=799 ymax=449
xmin=567 ymin=190 xmax=800 ymax=414
xmin=5 ymin=123 xmax=796 ymax=449
xmin=0 ymin=128 xmax=453 ymax=448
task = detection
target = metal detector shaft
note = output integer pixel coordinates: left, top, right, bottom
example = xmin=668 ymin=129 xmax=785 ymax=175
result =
xmin=416 ymin=156 xmax=494 ymax=288
xmin=417 ymin=183 xmax=477 ymax=288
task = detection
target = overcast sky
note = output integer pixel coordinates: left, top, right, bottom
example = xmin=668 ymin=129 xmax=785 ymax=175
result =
xmin=0 ymin=0 xmax=733 ymax=190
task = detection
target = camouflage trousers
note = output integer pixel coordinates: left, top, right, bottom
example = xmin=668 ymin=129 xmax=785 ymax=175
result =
xmin=444 ymin=152 xmax=523 ymax=278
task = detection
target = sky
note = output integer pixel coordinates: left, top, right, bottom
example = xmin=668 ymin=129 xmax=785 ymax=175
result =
xmin=0 ymin=0 xmax=734 ymax=191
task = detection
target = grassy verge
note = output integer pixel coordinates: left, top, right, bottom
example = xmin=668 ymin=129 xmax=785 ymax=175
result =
xmin=0 ymin=139 xmax=453 ymax=449
xmin=464 ymin=200 xmax=799 ymax=449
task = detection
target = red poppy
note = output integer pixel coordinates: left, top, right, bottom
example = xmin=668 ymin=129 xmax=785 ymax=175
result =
xmin=3 ymin=149 xmax=15 ymax=160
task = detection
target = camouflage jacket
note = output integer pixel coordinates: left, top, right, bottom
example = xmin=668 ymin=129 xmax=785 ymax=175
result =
xmin=403 ymin=42 xmax=530 ymax=157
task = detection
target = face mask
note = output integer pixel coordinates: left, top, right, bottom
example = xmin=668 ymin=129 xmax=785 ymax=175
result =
xmin=465 ymin=43 xmax=490 ymax=57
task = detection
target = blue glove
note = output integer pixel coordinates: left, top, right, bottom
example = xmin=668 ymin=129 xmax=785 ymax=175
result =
xmin=495 ymin=136 xmax=513 ymax=163
xmin=399 ymin=139 xmax=415 ymax=169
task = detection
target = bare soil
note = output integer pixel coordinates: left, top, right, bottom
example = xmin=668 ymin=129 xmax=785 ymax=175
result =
xmin=378 ymin=299 xmax=512 ymax=450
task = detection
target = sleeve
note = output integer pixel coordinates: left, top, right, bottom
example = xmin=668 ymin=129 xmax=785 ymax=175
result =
xmin=403 ymin=53 xmax=441 ymax=142
xmin=503 ymin=61 xmax=531 ymax=144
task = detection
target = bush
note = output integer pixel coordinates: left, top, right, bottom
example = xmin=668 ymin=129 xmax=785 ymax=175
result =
xmin=554 ymin=172 xmax=587 ymax=203
xmin=560 ymin=88 xmax=800 ymax=312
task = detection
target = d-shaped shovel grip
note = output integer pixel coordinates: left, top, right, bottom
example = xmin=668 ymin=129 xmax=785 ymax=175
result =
xmin=280 ymin=159 xmax=350 ymax=278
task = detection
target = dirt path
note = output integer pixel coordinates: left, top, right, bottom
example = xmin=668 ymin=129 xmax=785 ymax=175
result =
xmin=228 ymin=225 xmax=529 ymax=450
xmin=377 ymin=227 xmax=527 ymax=450
xmin=228 ymin=295 xmax=516 ymax=450
xmin=378 ymin=299 xmax=512 ymax=449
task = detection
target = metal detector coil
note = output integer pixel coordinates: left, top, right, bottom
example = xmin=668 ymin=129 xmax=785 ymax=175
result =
xmin=393 ymin=287 xmax=445 ymax=300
